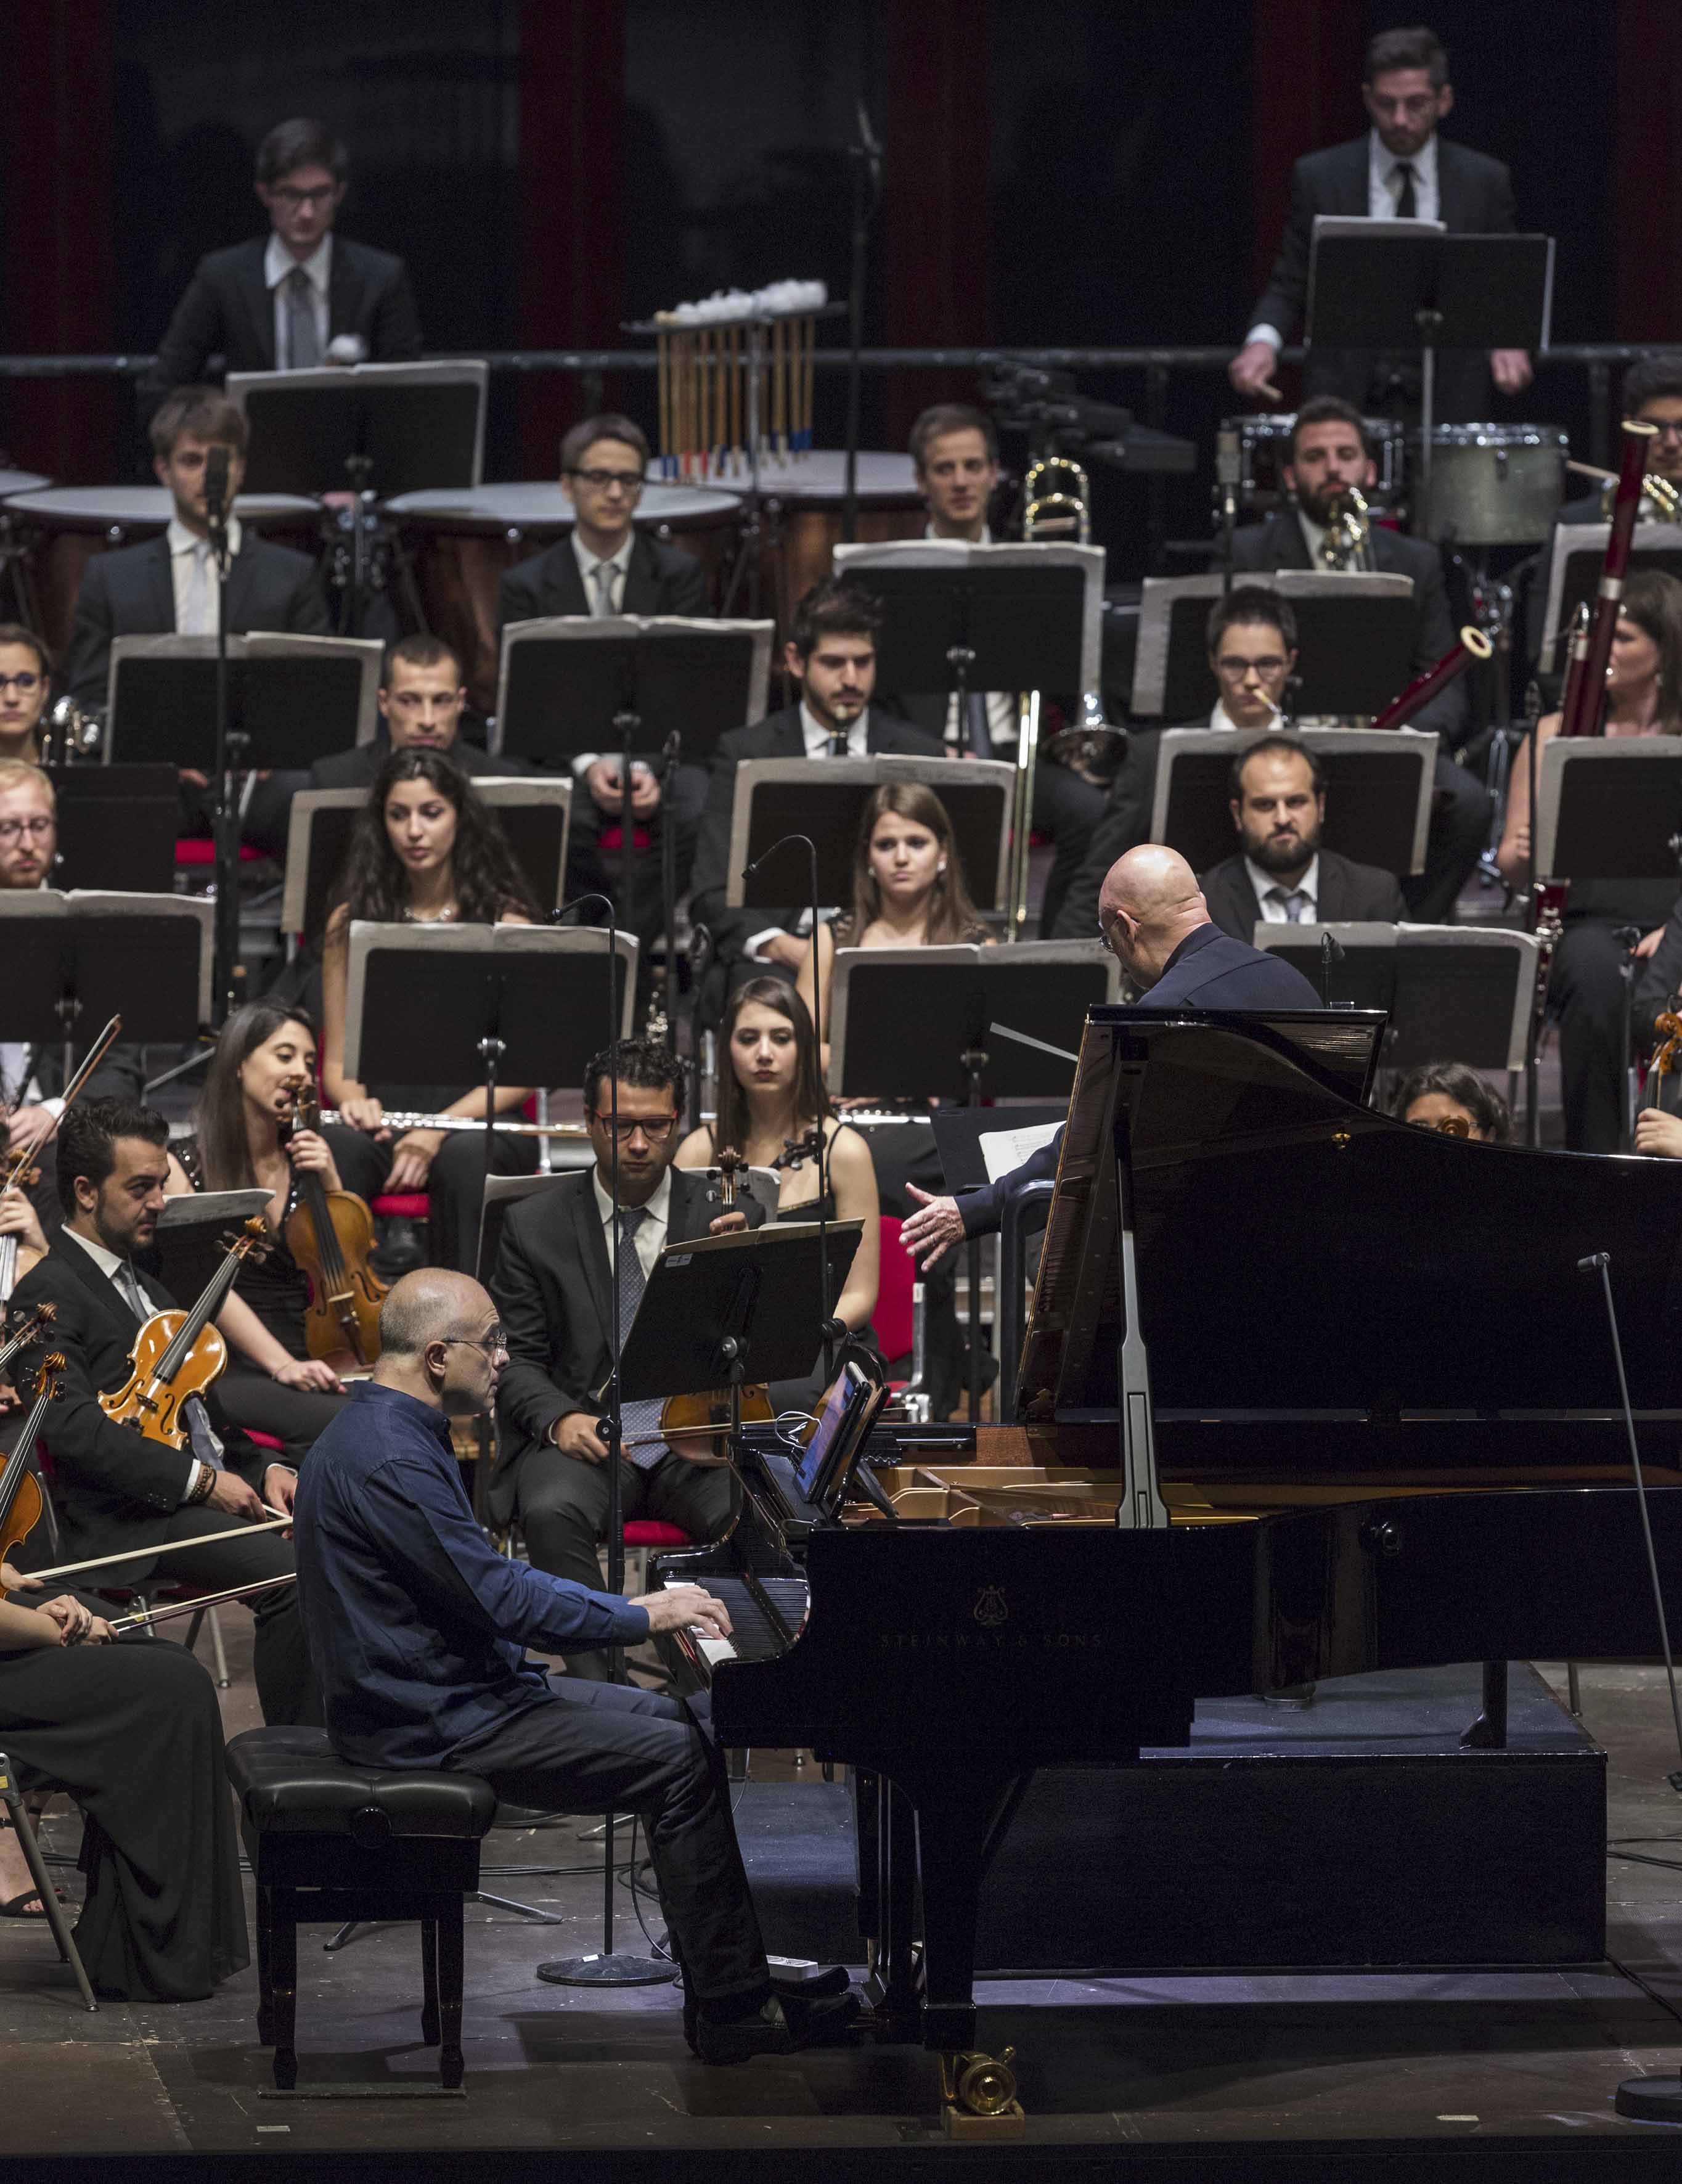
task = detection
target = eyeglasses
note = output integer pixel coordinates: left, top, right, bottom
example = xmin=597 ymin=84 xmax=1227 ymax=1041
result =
xmin=567 ymin=468 xmax=645 ymax=494
xmin=0 ymin=816 xmax=52 ymax=844
xmin=590 ymin=1110 xmax=678 ymax=1141
xmin=1215 ymin=655 xmax=1288 ymax=679
xmin=268 ymin=184 xmax=338 ymax=208
xmin=0 ymin=673 xmax=41 ymax=695
xmin=441 ymin=1328 xmax=507 ymax=1357
xmin=1648 ymin=420 xmax=1682 ymax=443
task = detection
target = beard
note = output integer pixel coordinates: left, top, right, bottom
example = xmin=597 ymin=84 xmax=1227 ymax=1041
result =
xmin=1247 ymin=827 xmax=1319 ymax=876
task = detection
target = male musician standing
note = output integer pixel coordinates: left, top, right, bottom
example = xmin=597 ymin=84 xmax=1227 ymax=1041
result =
xmin=6 ymin=1098 xmax=315 ymax=1725
xmin=902 ymin=845 xmax=1319 ymax=1259
xmin=687 ymin=578 xmax=945 ymax=1002
xmin=1229 ymin=25 xmax=1531 ymax=419
xmin=139 ymin=119 xmax=422 ymax=419
xmin=489 ymin=1040 xmax=761 ymax=1683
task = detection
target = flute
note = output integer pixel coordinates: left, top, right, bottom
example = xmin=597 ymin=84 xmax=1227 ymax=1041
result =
xmin=318 ymin=1110 xmax=589 ymax=1139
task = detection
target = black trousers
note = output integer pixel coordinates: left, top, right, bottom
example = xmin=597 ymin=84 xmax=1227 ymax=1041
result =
xmin=570 ymin=761 xmax=709 ymax=978
xmin=216 ymin=1366 xmax=346 ymax=1466
xmin=1400 ymin=753 xmax=1493 ymax=925
xmin=516 ymin=1448 xmax=738 ymax=1683
xmin=324 ymin=1123 xmax=541 ymax=1275
xmin=125 ymin=1503 xmax=320 ymax=1728
xmin=444 ymin=1678 xmax=766 ymax=2006
xmin=1030 ymin=757 xmax=1108 ymax=938
xmin=1551 ymin=918 xmax=1637 ymax=1155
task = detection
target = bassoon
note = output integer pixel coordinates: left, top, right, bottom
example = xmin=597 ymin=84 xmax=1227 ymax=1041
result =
xmin=1561 ymin=417 xmax=1660 ymax=738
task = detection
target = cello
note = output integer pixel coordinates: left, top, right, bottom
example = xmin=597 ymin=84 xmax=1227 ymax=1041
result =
xmin=279 ymin=1087 xmax=385 ymax=1375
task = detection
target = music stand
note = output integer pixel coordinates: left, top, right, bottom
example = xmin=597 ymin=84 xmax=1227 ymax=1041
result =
xmin=1151 ymin=727 xmax=1437 ymax=876
xmin=153 ymin=1189 xmax=275 ymax=1312
xmin=1533 ymin=740 xmax=1682 ymax=886
xmin=1132 ymin=572 xmax=1416 ymax=721
xmin=105 ymin=634 xmax=382 ymax=772
xmin=227 ymin=361 xmax=488 ymax=495
xmin=1305 ymin=220 xmax=1554 ymax=469
xmin=282 ymin=778 xmax=573 ymax=941
xmin=1541 ymin=524 xmax=1682 ymax=674
xmin=47 ymin=764 xmax=178 ymax=894
xmin=0 ymin=890 xmax=212 ymax=1076
xmin=725 ymin=756 xmax=1015 ymax=917
xmin=830 ymin=943 xmax=1117 ymax=1417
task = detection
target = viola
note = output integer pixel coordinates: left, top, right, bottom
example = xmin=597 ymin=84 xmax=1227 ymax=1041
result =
xmin=0 ymin=1354 xmax=65 ymax=1600
xmin=99 ymin=1219 xmax=269 ymax=1449
xmin=280 ymin=1087 xmax=386 ymax=1375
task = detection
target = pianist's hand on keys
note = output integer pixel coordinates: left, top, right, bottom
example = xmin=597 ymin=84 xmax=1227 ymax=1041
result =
xmin=633 ymin=1582 xmax=732 ymax=1644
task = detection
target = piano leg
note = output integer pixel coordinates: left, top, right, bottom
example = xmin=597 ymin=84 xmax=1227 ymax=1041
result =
xmin=898 ymin=1768 xmax=1025 ymax=2055
xmin=1461 ymin=1659 xmax=1509 ymax=1749
xmin=867 ymin=1779 xmax=922 ymax=2035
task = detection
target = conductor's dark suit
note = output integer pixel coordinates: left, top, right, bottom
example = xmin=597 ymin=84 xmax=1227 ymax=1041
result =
xmin=957 ymin=925 xmax=1320 ymax=1240
xmin=139 ymin=235 xmax=423 ymax=417
xmin=7 ymin=1240 xmax=316 ymax=1726
xmin=1229 ymin=510 xmax=1491 ymax=922
xmin=1249 ymin=134 xmax=1517 ymax=421
xmin=1199 ymin=848 xmax=1407 ymax=943
xmin=490 ymin=1168 xmax=765 ymax=1680
xmin=688 ymin=703 xmax=949 ymax=983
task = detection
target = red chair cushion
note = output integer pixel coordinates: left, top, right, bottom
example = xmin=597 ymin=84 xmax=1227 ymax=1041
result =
xmin=245 ymin=1430 xmax=286 ymax=1453
xmin=175 ymin=838 xmax=263 ymax=866
xmin=373 ymin=1193 xmax=430 ymax=1219
xmin=623 ymin=1520 xmax=692 ymax=1548
xmin=596 ymin=825 xmax=653 ymax=851
xmin=872 ymin=1215 xmax=917 ymax=1362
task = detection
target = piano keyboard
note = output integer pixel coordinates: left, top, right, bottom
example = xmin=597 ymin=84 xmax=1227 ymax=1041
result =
xmin=666 ymin=1576 xmax=809 ymax=1667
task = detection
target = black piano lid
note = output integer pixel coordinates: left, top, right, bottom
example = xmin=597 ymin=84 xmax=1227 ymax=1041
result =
xmin=1019 ymin=1011 xmax=1682 ymax=1421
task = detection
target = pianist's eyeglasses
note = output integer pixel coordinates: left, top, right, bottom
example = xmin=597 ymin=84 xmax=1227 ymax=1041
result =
xmin=440 ymin=1328 xmax=508 ymax=1357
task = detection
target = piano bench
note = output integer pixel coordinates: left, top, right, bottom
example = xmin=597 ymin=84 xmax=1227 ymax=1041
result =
xmin=226 ymin=1727 xmax=496 ymax=2092
xmin=622 ymin=1518 xmax=693 ymax=1590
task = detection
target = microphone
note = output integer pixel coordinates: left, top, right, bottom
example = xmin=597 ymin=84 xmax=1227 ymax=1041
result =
xmin=1578 ymin=1252 xmax=1610 ymax=1273
xmin=204 ymin=444 xmax=229 ymax=533
xmin=1318 ymin=930 xmax=1344 ymax=1008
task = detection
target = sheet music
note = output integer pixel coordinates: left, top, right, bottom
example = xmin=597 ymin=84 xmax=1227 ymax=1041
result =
xmin=981 ymin=1121 xmax=1061 ymax=1184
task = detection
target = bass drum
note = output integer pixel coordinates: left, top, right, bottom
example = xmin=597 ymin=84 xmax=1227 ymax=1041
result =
xmin=388 ymin=482 xmax=742 ymax=715
xmin=743 ymin=451 xmax=926 ymax=630
xmin=4 ymin=485 xmax=322 ymax=663
xmin=1413 ymin=423 xmax=1566 ymax=546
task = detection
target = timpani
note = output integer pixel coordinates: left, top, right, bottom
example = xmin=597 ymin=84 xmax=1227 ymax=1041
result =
xmin=743 ymin=451 xmax=925 ymax=628
xmin=3 ymin=485 xmax=322 ymax=663
xmin=386 ymin=480 xmax=743 ymax=714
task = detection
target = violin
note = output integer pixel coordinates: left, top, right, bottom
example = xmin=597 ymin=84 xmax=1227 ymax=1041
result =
xmin=99 ymin=1219 xmax=270 ymax=1449
xmin=0 ymin=1354 xmax=65 ymax=1599
xmin=1647 ymin=1006 xmax=1682 ymax=1114
xmin=280 ymin=1087 xmax=386 ymax=1375
xmin=0 ymin=1012 xmax=122 ymax=1311
xmin=623 ymin=1150 xmax=774 ymax=1467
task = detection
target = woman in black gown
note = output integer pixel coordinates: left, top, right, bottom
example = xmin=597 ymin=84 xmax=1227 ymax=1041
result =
xmin=0 ymin=1564 xmax=247 ymax=2002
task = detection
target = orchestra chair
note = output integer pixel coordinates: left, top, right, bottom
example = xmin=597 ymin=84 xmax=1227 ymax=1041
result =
xmin=0 ymin=1750 xmax=98 ymax=2014
xmin=225 ymin=1725 xmax=496 ymax=2092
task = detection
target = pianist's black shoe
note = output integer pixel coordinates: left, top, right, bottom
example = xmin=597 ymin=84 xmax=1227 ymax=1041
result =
xmin=688 ymin=1982 xmax=862 ymax=2065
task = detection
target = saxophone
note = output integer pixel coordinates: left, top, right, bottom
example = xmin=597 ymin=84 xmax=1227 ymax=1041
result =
xmin=1318 ymin=485 xmax=1371 ymax=570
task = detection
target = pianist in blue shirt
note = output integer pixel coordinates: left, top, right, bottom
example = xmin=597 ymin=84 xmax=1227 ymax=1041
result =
xmin=292 ymin=1266 xmax=859 ymax=2063
xmin=900 ymin=843 xmax=1321 ymax=1259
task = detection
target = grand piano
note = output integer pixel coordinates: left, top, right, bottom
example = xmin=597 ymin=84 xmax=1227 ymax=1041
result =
xmin=656 ymin=1007 xmax=1682 ymax=2114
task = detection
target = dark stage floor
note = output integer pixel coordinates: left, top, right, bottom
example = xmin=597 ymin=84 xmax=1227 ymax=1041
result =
xmin=7 ymin=1624 xmax=1682 ymax=2178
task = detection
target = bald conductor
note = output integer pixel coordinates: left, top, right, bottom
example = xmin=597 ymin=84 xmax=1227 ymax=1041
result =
xmin=901 ymin=847 xmax=1321 ymax=1261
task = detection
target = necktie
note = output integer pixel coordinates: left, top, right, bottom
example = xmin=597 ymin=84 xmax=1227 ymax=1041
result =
xmin=1395 ymin=162 xmax=1418 ymax=220
xmin=591 ymin=560 xmax=617 ymax=618
xmin=1267 ymin=886 xmax=1311 ymax=923
xmin=965 ymin=692 xmax=992 ymax=759
xmin=181 ymin=539 xmax=213 ymax=636
xmin=285 ymin=265 xmax=320 ymax=369
xmin=612 ymin=1204 xmax=666 ymax=1468
xmin=114 ymin=1260 xmax=150 ymax=1324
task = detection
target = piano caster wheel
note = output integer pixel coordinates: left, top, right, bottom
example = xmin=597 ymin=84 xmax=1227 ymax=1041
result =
xmin=939 ymin=2045 xmax=1024 ymax=2140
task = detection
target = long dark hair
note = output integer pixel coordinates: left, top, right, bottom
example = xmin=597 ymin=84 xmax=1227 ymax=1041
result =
xmin=716 ymin=978 xmax=828 ymax=1156
xmin=1393 ymin=1060 xmax=1511 ymax=1144
xmin=326 ymin=748 xmax=537 ymax=941
xmin=846 ymin=782 xmax=983 ymax=944
xmin=1619 ymin=570 xmax=1682 ymax=729
xmin=196 ymin=999 xmax=317 ymax=1190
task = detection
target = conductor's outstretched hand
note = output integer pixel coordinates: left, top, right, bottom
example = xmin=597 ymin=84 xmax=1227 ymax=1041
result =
xmin=901 ymin=1184 xmax=966 ymax=1270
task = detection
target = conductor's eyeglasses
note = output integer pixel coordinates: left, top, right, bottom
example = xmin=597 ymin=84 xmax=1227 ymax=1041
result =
xmin=0 ymin=816 xmax=52 ymax=843
xmin=568 ymin=468 xmax=645 ymax=495
xmin=590 ymin=1110 xmax=678 ymax=1142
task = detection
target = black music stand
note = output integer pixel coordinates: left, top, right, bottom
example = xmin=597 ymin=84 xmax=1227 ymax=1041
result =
xmin=833 ymin=542 xmax=1104 ymax=753
xmin=227 ymin=362 xmax=488 ymax=496
xmin=1540 ymin=525 xmax=1682 ymax=676
xmin=1132 ymin=573 xmax=1416 ymax=721
xmin=1305 ymin=221 xmax=1553 ymax=459
xmin=725 ymin=757 xmax=1015 ymax=918
xmin=495 ymin=617 xmax=773 ymax=1027
xmin=0 ymin=891 xmax=212 ymax=1076
xmin=46 ymin=764 xmax=178 ymax=894
xmin=105 ymin=636 xmax=381 ymax=775
xmin=829 ymin=943 xmax=1116 ymax=1417
xmin=1151 ymin=727 xmax=1437 ymax=877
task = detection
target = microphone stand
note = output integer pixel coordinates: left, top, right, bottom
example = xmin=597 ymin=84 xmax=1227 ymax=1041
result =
xmin=205 ymin=461 xmax=239 ymax=1024
xmin=743 ymin=832 xmax=836 ymax=1386
xmin=536 ymin=893 xmax=666 ymax=1990
xmin=841 ymin=102 xmax=883 ymax=547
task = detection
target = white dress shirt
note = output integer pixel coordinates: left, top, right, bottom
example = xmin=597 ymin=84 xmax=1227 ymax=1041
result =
xmin=567 ymin=533 xmax=638 ymax=777
xmin=167 ymin=515 xmax=242 ymax=637
xmin=744 ymin=703 xmax=860 ymax=960
xmin=592 ymin=1166 xmax=671 ymax=1281
xmin=1247 ymin=129 xmax=1441 ymax=351
xmin=266 ymin=233 xmax=332 ymax=369
xmin=1247 ymin=852 xmax=1321 ymax=921
xmin=923 ymin=522 xmax=1020 ymax=751
xmin=1208 ymin=698 xmax=1281 ymax=734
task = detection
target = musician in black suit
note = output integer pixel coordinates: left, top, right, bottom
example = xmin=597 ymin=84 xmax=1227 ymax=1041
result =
xmin=1201 ymin=734 xmax=1406 ymax=941
xmin=902 ymin=845 xmax=1320 ymax=1259
xmin=1229 ymin=25 xmax=1530 ymax=420
xmin=67 ymin=388 xmax=330 ymax=721
xmin=138 ymin=118 xmax=422 ymax=420
xmin=489 ymin=1042 xmax=763 ymax=1682
xmin=6 ymin=1099 xmax=316 ymax=1725
xmin=688 ymin=578 xmax=947 ymax=999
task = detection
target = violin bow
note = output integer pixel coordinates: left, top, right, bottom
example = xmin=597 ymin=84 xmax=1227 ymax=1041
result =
xmin=2 ymin=1012 xmax=124 ymax=1191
